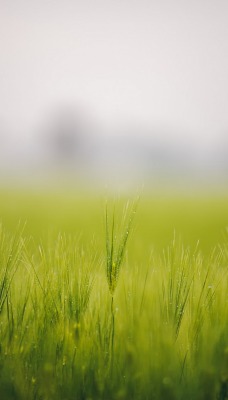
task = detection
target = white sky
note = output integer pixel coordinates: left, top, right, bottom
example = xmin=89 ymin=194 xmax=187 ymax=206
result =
xmin=1 ymin=0 xmax=228 ymax=144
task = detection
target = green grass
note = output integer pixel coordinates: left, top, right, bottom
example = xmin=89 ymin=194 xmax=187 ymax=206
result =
xmin=0 ymin=189 xmax=227 ymax=399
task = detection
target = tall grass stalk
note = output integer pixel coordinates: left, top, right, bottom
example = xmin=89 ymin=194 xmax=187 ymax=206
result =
xmin=0 ymin=224 xmax=24 ymax=317
xmin=105 ymin=200 xmax=138 ymax=370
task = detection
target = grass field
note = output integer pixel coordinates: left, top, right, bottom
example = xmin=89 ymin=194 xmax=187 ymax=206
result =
xmin=0 ymin=189 xmax=227 ymax=399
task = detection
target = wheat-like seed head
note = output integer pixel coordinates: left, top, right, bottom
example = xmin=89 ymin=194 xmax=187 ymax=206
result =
xmin=105 ymin=199 xmax=138 ymax=296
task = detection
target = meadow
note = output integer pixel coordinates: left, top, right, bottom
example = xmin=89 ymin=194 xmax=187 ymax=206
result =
xmin=0 ymin=189 xmax=227 ymax=400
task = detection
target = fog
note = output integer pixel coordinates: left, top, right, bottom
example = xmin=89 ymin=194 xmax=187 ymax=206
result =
xmin=1 ymin=0 xmax=228 ymax=189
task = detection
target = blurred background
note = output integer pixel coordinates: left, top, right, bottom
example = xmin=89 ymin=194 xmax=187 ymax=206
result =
xmin=0 ymin=0 xmax=228 ymax=192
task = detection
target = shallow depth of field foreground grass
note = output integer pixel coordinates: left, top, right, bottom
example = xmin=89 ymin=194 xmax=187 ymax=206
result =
xmin=0 ymin=190 xmax=227 ymax=399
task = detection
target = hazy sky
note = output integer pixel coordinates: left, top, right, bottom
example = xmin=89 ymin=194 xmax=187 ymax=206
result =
xmin=1 ymin=0 xmax=228 ymax=143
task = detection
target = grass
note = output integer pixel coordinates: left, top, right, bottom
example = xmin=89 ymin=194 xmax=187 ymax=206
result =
xmin=105 ymin=199 xmax=138 ymax=373
xmin=0 ymin=189 xmax=227 ymax=399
